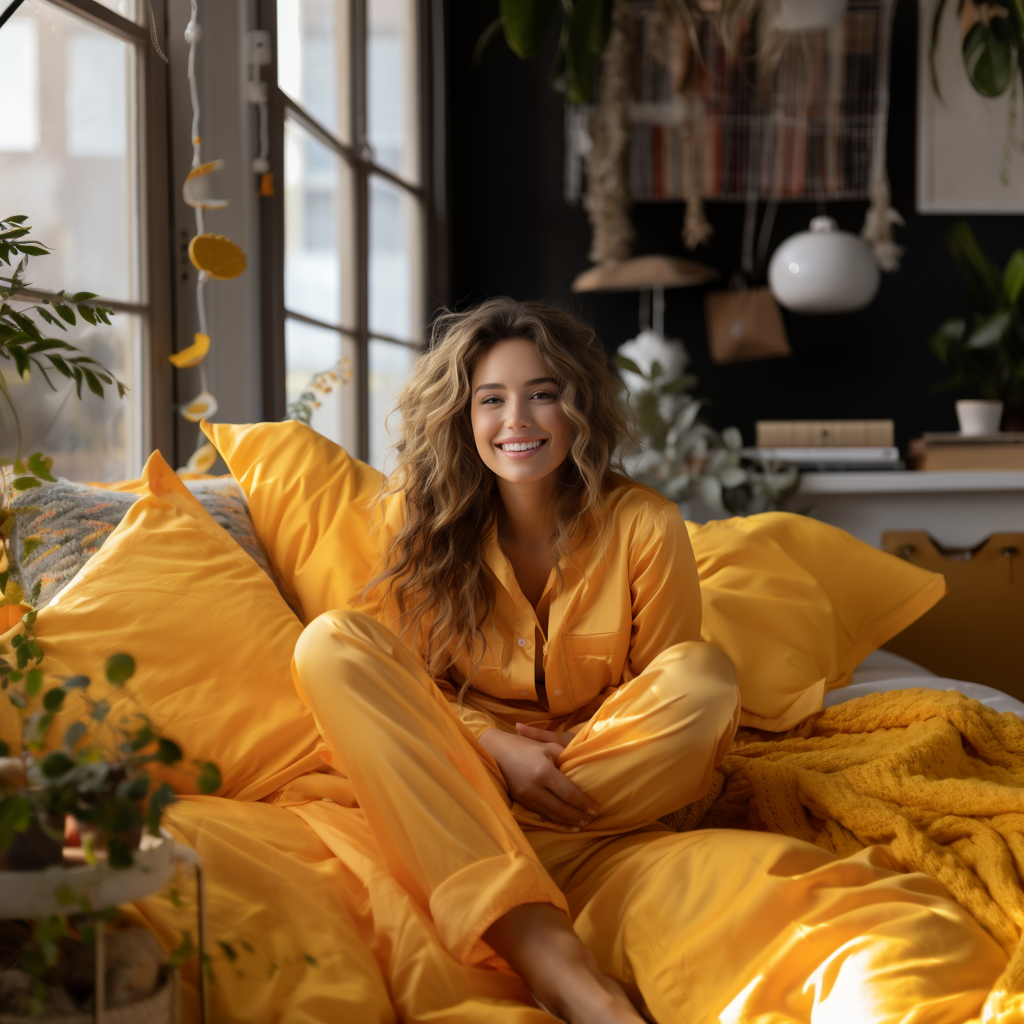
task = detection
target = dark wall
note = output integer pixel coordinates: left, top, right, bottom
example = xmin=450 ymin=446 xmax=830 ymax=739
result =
xmin=446 ymin=0 xmax=1024 ymax=451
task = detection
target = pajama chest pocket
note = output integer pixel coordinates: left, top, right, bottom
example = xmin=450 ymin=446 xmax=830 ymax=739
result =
xmin=565 ymin=628 xmax=631 ymax=702
xmin=458 ymin=639 xmax=505 ymax=696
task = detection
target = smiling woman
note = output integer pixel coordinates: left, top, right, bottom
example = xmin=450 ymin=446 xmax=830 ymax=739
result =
xmin=284 ymin=295 xmax=1008 ymax=1024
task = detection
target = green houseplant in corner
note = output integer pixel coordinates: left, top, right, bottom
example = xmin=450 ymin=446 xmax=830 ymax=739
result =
xmin=929 ymin=220 xmax=1024 ymax=432
xmin=0 ymin=216 xmax=221 ymax=1018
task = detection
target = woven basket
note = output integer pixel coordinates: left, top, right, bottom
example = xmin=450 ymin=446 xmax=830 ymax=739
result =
xmin=0 ymin=972 xmax=177 ymax=1024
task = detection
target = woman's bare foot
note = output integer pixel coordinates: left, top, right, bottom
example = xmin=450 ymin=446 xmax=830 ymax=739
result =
xmin=484 ymin=903 xmax=645 ymax=1024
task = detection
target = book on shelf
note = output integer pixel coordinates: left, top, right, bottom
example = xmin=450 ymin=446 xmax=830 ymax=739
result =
xmin=745 ymin=446 xmax=900 ymax=470
xmin=908 ymin=434 xmax=1024 ymax=471
xmin=755 ymin=419 xmax=895 ymax=448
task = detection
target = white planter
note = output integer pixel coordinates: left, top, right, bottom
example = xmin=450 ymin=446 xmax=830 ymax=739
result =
xmin=768 ymin=216 xmax=880 ymax=314
xmin=0 ymin=832 xmax=177 ymax=919
xmin=956 ymin=399 xmax=1003 ymax=436
xmin=777 ymin=0 xmax=848 ymax=30
xmin=0 ymin=975 xmax=177 ymax=1024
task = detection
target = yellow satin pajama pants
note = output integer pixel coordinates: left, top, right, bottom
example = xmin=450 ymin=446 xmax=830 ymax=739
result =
xmin=292 ymin=609 xmax=1007 ymax=1024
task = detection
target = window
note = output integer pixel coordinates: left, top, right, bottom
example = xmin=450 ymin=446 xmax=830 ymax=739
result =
xmin=263 ymin=0 xmax=437 ymax=470
xmin=0 ymin=0 xmax=172 ymax=480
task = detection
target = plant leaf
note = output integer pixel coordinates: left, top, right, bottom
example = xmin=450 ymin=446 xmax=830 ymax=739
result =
xmin=155 ymin=737 xmax=183 ymax=765
xmin=1005 ymin=250 xmax=1024 ymax=305
xmin=566 ymin=0 xmax=610 ymax=103
xmin=197 ymin=761 xmax=221 ymax=795
xmin=42 ymin=687 xmax=65 ymax=712
xmin=967 ymin=309 xmax=1012 ymax=348
xmin=947 ymin=221 xmax=1003 ymax=311
xmin=500 ymin=0 xmax=560 ymax=59
xmin=105 ymin=653 xmax=135 ymax=686
xmin=614 ymin=353 xmax=642 ymax=376
xmin=963 ymin=16 xmax=1015 ymax=97
xmin=40 ymin=751 xmax=75 ymax=778
xmin=63 ymin=721 xmax=88 ymax=750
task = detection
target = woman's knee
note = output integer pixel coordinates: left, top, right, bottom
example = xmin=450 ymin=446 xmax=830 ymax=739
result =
xmin=292 ymin=610 xmax=403 ymax=716
xmin=296 ymin=607 xmax=371 ymax=662
xmin=656 ymin=642 xmax=740 ymax=719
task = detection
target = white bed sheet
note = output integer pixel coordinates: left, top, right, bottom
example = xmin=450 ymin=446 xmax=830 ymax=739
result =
xmin=824 ymin=649 xmax=1024 ymax=720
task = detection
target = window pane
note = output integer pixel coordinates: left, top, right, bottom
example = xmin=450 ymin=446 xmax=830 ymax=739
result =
xmin=367 ymin=0 xmax=418 ymax=182
xmin=284 ymin=116 xmax=355 ymax=329
xmin=369 ymin=339 xmax=417 ymax=472
xmin=0 ymin=312 xmax=143 ymax=482
xmin=277 ymin=0 xmax=350 ymax=143
xmin=92 ymin=0 xmax=138 ymax=22
xmin=285 ymin=318 xmax=358 ymax=452
xmin=0 ymin=0 xmax=140 ymax=303
xmin=369 ymin=175 xmax=422 ymax=342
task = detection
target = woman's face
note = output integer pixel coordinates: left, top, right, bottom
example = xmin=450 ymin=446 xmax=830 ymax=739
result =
xmin=470 ymin=338 xmax=572 ymax=487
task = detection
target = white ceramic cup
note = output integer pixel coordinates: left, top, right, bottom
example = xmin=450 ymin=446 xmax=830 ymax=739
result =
xmin=955 ymin=399 xmax=1003 ymax=436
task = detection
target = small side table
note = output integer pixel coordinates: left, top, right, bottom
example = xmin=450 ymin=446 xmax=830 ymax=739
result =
xmin=0 ymin=832 xmax=206 ymax=1024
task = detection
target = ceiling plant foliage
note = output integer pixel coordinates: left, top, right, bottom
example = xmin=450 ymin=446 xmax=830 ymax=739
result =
xmin=478 ymin=0 xmax=613 ymax=103
xmin=481 ymin=0 xmax=765 ymax=104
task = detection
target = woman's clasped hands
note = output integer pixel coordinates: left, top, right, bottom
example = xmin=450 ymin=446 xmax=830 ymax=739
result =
xmin=479 ymin=723 xmax=600 ymax=827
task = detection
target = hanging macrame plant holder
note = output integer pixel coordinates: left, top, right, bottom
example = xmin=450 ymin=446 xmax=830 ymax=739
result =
xmin=574 ymin=0 xmax=902 ymax=270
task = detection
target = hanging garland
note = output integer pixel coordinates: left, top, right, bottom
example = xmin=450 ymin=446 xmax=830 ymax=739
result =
xmin=173 ymin=0 xmax=248 ymax=472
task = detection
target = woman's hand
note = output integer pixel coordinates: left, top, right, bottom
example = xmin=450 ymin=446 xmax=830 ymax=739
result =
xmin=478 ymin=726 xmax=599 ymax=826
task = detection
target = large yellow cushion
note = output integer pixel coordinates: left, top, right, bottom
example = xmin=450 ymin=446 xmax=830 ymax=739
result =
xmin=2 ymin=449 xmax=322 ymax=800
xmin=201 ymin=420 xmax=387 ymax=622
xmin=687 ymin=513 xmax=946 ymax=731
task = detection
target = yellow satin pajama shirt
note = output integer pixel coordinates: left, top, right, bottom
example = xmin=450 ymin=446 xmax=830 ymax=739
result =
xmin=292 ymin=477 xmax=1006 ymax=1024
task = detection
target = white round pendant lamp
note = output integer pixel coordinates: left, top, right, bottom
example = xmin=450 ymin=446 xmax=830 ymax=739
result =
xmin=768 ymin=216 xmax=880 ymax=314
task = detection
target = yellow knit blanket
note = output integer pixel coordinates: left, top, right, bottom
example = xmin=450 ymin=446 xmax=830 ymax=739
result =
xmin=666 ymin=688 xmax=1024 ymax=1024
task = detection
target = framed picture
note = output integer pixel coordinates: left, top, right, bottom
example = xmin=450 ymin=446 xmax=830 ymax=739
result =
xmin=917 ymin=0 xmax=1024 ymax=212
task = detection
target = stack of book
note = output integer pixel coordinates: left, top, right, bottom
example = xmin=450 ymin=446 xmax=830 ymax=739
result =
xmin=748 ymin=420 xmax=900 ymax=470
xmin=907 ymin=433 xmax=1024 ymax=471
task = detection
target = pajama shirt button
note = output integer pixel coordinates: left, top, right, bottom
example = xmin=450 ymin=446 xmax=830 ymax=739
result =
xmin=517 ymin=637 xmax=527 ymax=647
xmin=554 ymin=688 xmax=562 ymax=696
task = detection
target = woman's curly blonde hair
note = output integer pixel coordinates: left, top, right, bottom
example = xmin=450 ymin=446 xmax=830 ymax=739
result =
xmin=370 ymin=297 xmax=631 ymax=679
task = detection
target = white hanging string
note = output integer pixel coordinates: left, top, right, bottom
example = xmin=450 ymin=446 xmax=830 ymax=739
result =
xmin=185 ymin=0 xmax=209 ymax=397
xmin=861 ymin=0 xmax=903 ymax=272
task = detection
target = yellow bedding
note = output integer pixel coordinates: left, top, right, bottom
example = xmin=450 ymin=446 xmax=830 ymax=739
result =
xmin=681 ymin=687 xmax=1024 ymax=1022
xmin=4 ymin=436 xmax=1020 ymax=1020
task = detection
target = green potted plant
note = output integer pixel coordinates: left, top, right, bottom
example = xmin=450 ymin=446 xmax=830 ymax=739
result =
xmin=929 ymin=220 xmax=1024 ymax=433
xmin=615 ymin=330 xmax=799 ymax=515
xmin=0 ymin=216 xmax=220 ymax=1020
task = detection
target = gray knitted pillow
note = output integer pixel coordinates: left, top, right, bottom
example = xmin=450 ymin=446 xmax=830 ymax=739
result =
xmin=8 ymin=478 xmax=275 ymax=609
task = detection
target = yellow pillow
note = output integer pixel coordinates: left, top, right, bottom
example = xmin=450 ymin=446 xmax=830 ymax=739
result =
xmin=4 ymin=450 xmax=322 ymax=800
xmin=687 ymin=513 xmax=946 ymax=732
xmin=200 ymin=420 xmax=387 ymax=622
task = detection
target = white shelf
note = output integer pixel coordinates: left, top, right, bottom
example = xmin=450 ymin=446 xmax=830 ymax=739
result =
xmin=798 ymin=470 xmax=1024 ymax=496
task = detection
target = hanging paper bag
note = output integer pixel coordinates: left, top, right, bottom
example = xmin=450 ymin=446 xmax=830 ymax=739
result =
xmin=705 ymin=197 xmax=791 ymax=364
xmin=705 ymin=280 xmax=791 ymax=364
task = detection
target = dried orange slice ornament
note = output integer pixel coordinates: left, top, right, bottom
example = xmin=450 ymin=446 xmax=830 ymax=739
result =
xmin=168 ymin=332 xmax=211 ymax=369
xmin=184 ymin=441 xmax=218 ymax=473
xmin=182 ymin=159 xmax=230 ymax=210
xmin=181 ymin=391 xmax=218 ymax=423
xmin=188 ymin=234 xmax=247 ymax=280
